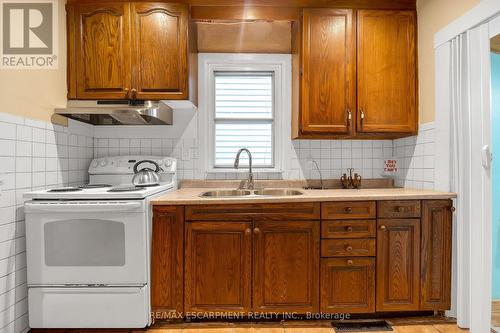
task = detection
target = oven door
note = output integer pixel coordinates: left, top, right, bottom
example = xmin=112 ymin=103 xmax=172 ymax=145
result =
xmin=25 ymin=201 xmax=148 ymax=286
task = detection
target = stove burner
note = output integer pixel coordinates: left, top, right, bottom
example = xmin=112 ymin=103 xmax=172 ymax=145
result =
xmin=107 ymin=186 xmax=145 ymax=193
xmin=48 ymin=187 xmax=83 ymax=193
xmin=79 ymin=184 xmax=112 ymax=189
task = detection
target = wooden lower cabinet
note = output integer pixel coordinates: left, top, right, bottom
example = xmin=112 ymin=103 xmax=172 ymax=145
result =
xmin=376 ymin=219 xmax=420 ymax=311
xmin=420 ymin=200 xmax=453 ymax=310
xmin=151 ymin=200 xmax=454 ymax=319
xmin=253 ymin=221 xmax=320 ymax=313
xmin=151 ymin=206 xmax=184 ymax=316
xmin=320 ymin=257 xmax=375 ymax=313
xmin=184 ymin=221 xmax=252 ymax=313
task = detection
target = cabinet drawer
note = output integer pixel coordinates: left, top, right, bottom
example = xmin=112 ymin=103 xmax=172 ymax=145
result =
xmin=378 ymin=200 xmax=421 ymax=218
xmin=321 ymin=239 xmax=375 ymax=257
xmin=321 ymin=220 xmax=376 ymax=238
xmin=322 ymin=202 xmax=376 ymax=219
xmin=186 ymin=203 xmax=320 ymax=221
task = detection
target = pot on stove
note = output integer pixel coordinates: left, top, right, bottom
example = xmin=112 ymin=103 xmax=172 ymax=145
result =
xmin=132 ymin=160 xmax=161 ymax=187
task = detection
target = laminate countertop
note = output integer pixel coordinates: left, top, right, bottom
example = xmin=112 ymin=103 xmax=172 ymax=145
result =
xmin=152 ymin=187 xmax=456 ymax=205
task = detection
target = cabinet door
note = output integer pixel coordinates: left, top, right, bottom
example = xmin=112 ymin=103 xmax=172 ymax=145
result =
xmin=420 ymin=200 xmax=453 ymax=310
xmin=253 ymin=221 xmax=319 ymax=313
xmin=320 ymin=258 xmax=375 ymax=313
xmin=357 ymin=10 xmax=417 ymax=134
xmin=376 ymin=219 xmax=420 ymax=311
xmin=131 ymin=3 xmax=188 ymax=100
xmin=151 ymin=206 xmax=184 ymax=317
xmin=72 ymin=3 xmax=132 ymax=99
xmin=301 ymin=9 xmax=355 ymax=135
xmin=185 ymin=222 xmax=252 ymax=313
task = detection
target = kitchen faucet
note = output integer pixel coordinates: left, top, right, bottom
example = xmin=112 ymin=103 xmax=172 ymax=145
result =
xmin=234 ymin=148 xmax=254 ymax=190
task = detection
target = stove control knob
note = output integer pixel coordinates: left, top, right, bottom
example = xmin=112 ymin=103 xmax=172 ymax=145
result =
xmin=156 ymin=160 xmax=163 ymax=166
xmin=92 ymin=160 xmax=99 ymax=168
xmin=164 ymin=160 xmax=172 ymax=167
xmin=99 ymin=159 xmax=108 ymax=167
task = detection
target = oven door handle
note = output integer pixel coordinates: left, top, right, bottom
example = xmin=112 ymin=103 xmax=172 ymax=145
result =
xmin=25 ymin=201 xmax=143 ymax=213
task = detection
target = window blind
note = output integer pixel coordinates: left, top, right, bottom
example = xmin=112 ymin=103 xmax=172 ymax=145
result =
xmin=214 ymin=72 xmax=274 ymax=168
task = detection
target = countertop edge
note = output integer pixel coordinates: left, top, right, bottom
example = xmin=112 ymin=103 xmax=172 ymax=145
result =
xmin=152 ymin=189 xmax=457 ymax=206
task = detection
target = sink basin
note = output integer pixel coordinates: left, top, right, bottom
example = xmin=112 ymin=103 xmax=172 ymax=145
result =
xmin=200 ymin=190 xmax=252 ymax=198
xmin=253 ymin=189 xmax=303 ymax=196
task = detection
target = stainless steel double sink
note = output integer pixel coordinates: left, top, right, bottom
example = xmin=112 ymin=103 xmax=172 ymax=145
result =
xmin=200 ymin=189 xmax=303 ymax=198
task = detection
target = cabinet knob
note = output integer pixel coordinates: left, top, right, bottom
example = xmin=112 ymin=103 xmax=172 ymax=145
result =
xmin=245 ymin=228 xmax=252 ymax=235
xmin=347 ymin=259 xmax=354 ymax=265
xmin=450 ymin=206 xmax=456 ymax=212
xmin=344 ymin=207 xmax=353 ymax=213
xmin=253 ymin=227 xmax=261 ymax=235
xmin=345 ymin=245 xmax=353 ymax=252
xmin=396 ymin=206 xmax=405 ymax=213
xmin=130 ymin=88 xmax=137 ymax=99
xmin=347 ymin=109 xmax=352 ymax=127
xmin=380 ymin=225 xmax=387 ymax=231
xmin=345 ymin=226 xmax=353 ymax=232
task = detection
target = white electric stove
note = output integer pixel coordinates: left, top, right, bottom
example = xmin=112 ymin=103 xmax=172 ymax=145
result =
xmin=23 ymin=156 xmax=177 ymax=328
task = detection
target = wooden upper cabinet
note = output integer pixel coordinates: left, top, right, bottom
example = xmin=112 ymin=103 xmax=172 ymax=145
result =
xmin=131 ymin=3 xmax=188 ymax=100
xmin=67 ymin=1 xmax=189 ymax=100
xmin=300 ymin=9 xmax=356 ymax=136
xmin=253 ymin=220 xmax=319 ymax=313
xmin=70 ymin=3 xmax=132 ymax=99
xmin=151 ymin=206 xmax=184 ymax=315
xmin=420 ymin=200 xmax=453 ymax=310
xmin=376 ymin=219 xmax=420 ymax=311
xmin=185 ymin=221 xmax=252 ymax=313
xmin=357 ymin=10 xmax=417 ymax=134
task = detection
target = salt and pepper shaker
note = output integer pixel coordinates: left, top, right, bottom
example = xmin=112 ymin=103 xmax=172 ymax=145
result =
xmin=341 ymin=168 xmax=362 ymax=189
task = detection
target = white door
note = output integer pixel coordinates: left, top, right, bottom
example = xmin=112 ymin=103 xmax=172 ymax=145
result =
xmin=25 ymin=201 xmax=148 ymax=285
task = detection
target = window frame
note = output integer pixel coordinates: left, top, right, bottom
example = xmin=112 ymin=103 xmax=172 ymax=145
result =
xmin=198 ymin=54 xmax=291 ymax=174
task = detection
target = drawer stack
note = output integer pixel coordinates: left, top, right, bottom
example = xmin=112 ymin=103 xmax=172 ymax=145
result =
xmin=320 ymin=201 xmax=376 ymax=313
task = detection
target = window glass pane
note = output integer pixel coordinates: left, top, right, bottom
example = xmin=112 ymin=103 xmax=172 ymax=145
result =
xmin=215 ymin=123 xmax=273 ymax=167
xmin=215 ymin=73 xmax=273 ymax=119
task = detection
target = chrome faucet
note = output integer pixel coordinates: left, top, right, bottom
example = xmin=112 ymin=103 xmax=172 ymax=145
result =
xmin=234 ymin=148 xmax=254 ymax=190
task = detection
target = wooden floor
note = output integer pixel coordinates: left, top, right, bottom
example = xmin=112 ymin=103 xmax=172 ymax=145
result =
xmin=493 ymin=299 xmax=500 ymax=332
xmin=147 ymin=316 xmax=468 ymax=333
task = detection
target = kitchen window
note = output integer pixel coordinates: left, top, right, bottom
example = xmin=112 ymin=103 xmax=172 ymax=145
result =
xmin=214 ymin=72 xmax=274 ymax=168
xmin=199 ymin=54 xmax=291 ymax=174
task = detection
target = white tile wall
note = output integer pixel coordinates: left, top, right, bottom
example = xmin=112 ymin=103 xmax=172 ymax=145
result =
xmin=0 ymin=112 xmax=93 ymax=333
xmin=288 ymin=140 xmax=394 ymax=180
xmin=393 ymin=123 xmax=436 ymax=189
xmin=94 ymin=136 xmax=394 ymax=181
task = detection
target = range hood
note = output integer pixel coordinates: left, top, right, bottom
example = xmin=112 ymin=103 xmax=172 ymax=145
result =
xmin=55 ymin=100 xmax=173 ymax=125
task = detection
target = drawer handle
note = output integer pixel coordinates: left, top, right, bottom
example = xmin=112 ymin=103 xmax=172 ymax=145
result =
xmin=347 ymin=259 xmax=354 ymax=265
xmin=345 ymin=245 xmax=353 ymax=252
xmin=345 ymin=226 xmax=353 ymax=232
xmin=396 ymin=206 xmax=405 ymax=212
xmin=380 ymin=225 xmax=387 ymax=231
xmin=344 ymin=207 xmax=353 ymax=213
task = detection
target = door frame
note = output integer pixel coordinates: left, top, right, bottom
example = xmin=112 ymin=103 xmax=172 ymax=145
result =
xmin=434 ymin=1 xmax=500 ymax=331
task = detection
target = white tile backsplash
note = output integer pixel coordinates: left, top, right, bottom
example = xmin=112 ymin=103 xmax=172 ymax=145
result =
xmin=394 ymin=123 xmax=436 ymax=189
xmin=0 ymin=112 xmax=93 ymax=333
